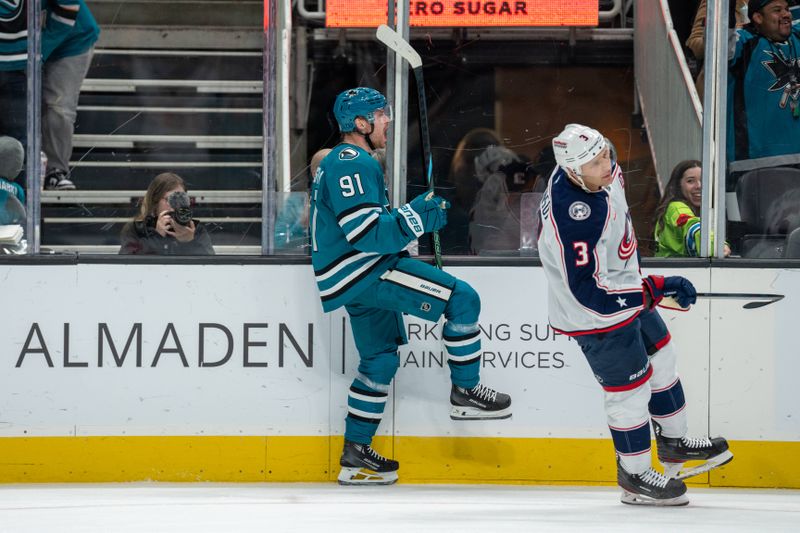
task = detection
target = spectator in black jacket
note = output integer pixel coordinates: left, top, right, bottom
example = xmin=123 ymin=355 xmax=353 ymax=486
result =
xmin=119 ymin=172 xmax=214 ymax=255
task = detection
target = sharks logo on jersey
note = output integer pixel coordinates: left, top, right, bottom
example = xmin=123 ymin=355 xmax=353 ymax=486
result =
xmin=762 ymin=51 xmax=800 ymax=113
xmin=339 ymin=148 xmax=359 ymax=161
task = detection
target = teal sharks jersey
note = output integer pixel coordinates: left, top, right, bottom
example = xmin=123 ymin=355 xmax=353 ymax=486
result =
xmin=728 ymin=21 xmax=800 ymax=161
xmin=310 ymin=144 xmax=415 ymax=312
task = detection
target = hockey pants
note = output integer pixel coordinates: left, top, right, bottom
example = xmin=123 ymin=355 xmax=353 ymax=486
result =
xmin=577 ymin=309 xmax=688 ymax=474
xmin=342 ymin=257 xmax=483 ymax=444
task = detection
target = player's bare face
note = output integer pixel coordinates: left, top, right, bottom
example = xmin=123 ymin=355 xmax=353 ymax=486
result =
xmin=577 ymin=147 xmax=612 ymax=191
xmin=754 ymin=1 xmax=792 ymax=41
xmin=680 ymin=166 xmax=702 ymax=209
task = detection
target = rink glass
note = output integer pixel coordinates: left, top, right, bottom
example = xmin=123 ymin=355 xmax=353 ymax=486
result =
xmin=8 ymin=0 xmax=795 ymax=261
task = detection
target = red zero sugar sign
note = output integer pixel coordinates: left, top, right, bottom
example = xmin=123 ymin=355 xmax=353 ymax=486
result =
xmin=325 ymin=0 xmax=599 ymax=28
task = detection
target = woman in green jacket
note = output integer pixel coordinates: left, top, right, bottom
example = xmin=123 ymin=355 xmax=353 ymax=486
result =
xmin=654 ymin=160 xmax=730 ymax=257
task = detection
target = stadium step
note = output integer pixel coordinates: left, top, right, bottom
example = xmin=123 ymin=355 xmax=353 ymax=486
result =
xmin=46 ymin=42 xmax=266 ymax=253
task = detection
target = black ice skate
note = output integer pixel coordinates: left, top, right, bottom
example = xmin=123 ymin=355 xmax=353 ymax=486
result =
xmin=653 ymin=420 xmax=733 ymax=480
xmin=450 ymin=383 xmax=512 ymax=420
xmin=337 ymin=440 xmax=399 ymax=486
xmin=617 ymin=458 xmax=689 ymax=506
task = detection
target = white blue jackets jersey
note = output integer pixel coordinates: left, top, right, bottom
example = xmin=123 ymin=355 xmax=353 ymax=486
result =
xmin=310 ymin=143 xmax=416 ymax=312
xmin=537 ymin=163 xmax=645 ymax=335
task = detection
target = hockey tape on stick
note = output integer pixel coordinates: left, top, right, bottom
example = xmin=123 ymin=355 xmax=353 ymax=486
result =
xmin=376 ymin=24 xmax=443 ymax=270
xmin=658 ymin=296 xmax=691 ymax=312
xmin=376 ymin=24 xmax=422 ymax=68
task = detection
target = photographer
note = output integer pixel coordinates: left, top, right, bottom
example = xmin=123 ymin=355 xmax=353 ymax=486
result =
xmin=119 ymin=173 xmax=214 ymax=255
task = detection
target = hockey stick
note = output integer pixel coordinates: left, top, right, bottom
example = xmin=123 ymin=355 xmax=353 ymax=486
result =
xmin=696 ymin=292 xmax=784 ymax=309
xmin=662 ymin=293 xmax=784 ymax=310
xmin=376 ymin=24 xmax=443 ymax=269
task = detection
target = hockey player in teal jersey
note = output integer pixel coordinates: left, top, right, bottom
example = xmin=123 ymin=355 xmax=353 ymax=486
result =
xmin=311 ymin=87 xmax=512 ymax=485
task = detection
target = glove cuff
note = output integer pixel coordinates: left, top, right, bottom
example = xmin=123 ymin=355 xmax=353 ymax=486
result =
xmin=642 ymin=275 xmax=665 ymax=309
xmin=398 ymin=203 xmax=425 ymax=238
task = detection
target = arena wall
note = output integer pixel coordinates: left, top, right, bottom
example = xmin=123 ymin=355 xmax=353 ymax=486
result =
xmin=0 ymin=264 xmax=796 ymax=488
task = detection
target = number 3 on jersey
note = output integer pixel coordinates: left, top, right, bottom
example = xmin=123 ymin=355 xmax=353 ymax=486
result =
xmin=339 ymin=173 xmax=364 ymax=197
xmin=573 ymin=242 xmax=589 ymax=266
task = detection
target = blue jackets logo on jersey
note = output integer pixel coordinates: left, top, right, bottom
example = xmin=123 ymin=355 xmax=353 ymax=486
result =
xmin=568 ymin=201 xmax=591 ymax=221
xmin=618 ymin=212 xmax=637 ymax=260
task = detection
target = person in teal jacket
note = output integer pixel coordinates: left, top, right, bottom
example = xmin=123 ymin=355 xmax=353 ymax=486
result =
xmin=0 ymin=1 xmax=99 ymax=188
xmin=728 ymin=0 xmax=800 ymax=164
xmin=42 ymin=0 xmax=100 ymax=190
xmin=0 ymin=136 xmax=26 ymax=205
xmin=654 ymin=160 xmax=730 ymax=257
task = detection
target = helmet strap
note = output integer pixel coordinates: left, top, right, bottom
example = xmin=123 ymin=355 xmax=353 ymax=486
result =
xmin=362 ymin=121 xmax=376 ymax=152
xmin=566 ymin=168 xmax=593 ymax=193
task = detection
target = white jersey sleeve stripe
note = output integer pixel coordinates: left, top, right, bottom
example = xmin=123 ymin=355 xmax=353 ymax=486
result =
xmin=339 ymin=206 xmax=382 ymax=227
xmin=344 ymin=211 xmax=380 ymax=243
xmin=318 ymin=255 xmax=383 ymax=298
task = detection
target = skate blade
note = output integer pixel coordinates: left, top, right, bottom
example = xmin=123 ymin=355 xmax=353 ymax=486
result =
xmin=449 ymin=405 xmax=512 ymax=420
xmin=337 ymin=467 xmax=398 ymax=486
xmin=668 ymin=450 xmax=734 ymax=480
xmin=621 ymin=490 xmax=689 ymax=506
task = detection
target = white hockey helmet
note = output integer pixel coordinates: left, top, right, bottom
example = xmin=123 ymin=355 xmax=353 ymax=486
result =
xmin=552 ymin=123 xmax=607 ymax=178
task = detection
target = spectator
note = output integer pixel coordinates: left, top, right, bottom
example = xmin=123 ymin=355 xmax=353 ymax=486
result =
xmin=687 ymin=0 xmax=748 ymax=99
xmin=728 ymin=0 xmax=800 ymax=163
xmin=448 ymin=128 xmax=503 ymax=211
xmin=0 ymin=1 xmax=31 ymax=152
xmin=444 ymin=128 xmax=504 ymax=254
xmin=469 ymin=145 xmax=527 ymax=254
xmin=0 ymin=137 xmax=26 ymax=253
xmin=0 ymin=1 xmax=98 ymax=185
xmin=531 ymin=145 xmax=558 ymax=194
xmin=0 ymin=136 xmax=26 ymax=205
xmin=0 ymin=189 xmax=25 ymax=226
xmin=274 ymin=148 xmax=332 ymax=252
xmin=42 ymin=0 xmax=100 ymax=190
xmin=119 ymin=172 xmax=214 ymax=255
xmin=653 ymin=160 xmax=731 ymax=257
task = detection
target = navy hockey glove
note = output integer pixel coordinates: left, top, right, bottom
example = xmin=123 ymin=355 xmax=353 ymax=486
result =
xmin=643 ymin=275 xmax=697 ymax=309
xmin=398 ymin=191 xmax=449 ymax=238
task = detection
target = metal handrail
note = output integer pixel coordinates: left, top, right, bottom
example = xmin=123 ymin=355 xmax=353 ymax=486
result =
xmin=41 ymin=190 xmax=264 ymax=204
xmin=81 ymin=78 xmax=263 ymax=93
xmin=72 ymin=134 xmax=263 ymax=149
xmin=44 ymin=244 xmax=263 ymax=254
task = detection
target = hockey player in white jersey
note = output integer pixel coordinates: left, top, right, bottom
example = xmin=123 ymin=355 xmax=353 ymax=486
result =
xmin=310 ymin=87 xmax=512 ymax=486
xmin=537 ymin=124 xmax=733 ymax=506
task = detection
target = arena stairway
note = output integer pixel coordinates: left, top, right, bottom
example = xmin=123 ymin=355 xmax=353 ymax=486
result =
xmin=41 ymin=0 xmax=265 ymax=254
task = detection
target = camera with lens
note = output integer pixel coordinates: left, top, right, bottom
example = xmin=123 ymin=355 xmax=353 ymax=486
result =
xmin=167 ymin=191 xmax=193 ymax=226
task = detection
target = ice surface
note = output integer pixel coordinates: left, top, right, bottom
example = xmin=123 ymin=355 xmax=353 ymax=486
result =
xmin=0 ymin=483 xmax=797 ymax=532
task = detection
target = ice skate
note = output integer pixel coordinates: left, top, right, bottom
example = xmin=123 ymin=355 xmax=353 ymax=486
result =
xmin=337 ymin=440 xmax=399 ymax=486
xmin=617 ymin=458 xmax=689 ymax=506
xmin=450 ymin=383 xmax=512 ymax=420
xmin=653 ymin=420 xmax=733 ymax=480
